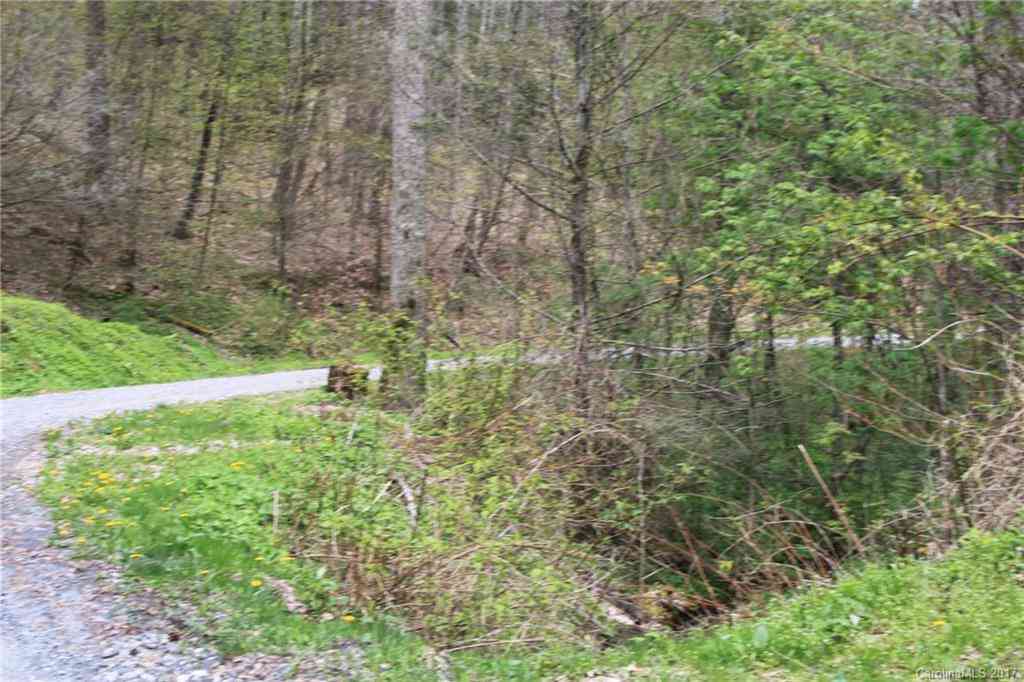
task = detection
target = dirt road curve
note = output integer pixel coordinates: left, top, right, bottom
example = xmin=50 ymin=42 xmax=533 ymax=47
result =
xmin=1 ymin=369 xmax=329 ymax=682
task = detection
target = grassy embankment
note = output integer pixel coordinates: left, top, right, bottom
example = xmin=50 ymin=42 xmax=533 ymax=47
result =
xmin=0 ymin=295 xmax=521 ymax=398
xmin=0 ymin=295 xmax=321 ymax=398
xmin=38 ymin=392 xmax=1024 ymax=681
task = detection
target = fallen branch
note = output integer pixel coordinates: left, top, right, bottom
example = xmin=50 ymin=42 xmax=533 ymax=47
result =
xmin=441 ymin=638 xmax=544 ymax=654
xmin=392 ymin=473 xmax=418 ymax=526
xmin=167 ymin=316 xmax=213 ymax=337
xmin=798 ymin=444 xmax=865 ymax=555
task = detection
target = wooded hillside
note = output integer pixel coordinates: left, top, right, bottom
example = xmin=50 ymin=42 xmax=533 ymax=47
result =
xmin=2 ymin=0 xmax=1022 ymax=670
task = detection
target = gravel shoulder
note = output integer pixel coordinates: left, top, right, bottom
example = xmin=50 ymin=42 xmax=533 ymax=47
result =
xmin=0 ymin=369 xmax=375 ymax=681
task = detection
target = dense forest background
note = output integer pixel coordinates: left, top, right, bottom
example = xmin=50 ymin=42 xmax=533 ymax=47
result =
xmin=2 ymin=0 xmax=1022 ymax=649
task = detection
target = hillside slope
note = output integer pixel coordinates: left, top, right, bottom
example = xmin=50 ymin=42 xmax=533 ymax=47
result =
xmin=0 ymin=295 xmax=311 ymax=397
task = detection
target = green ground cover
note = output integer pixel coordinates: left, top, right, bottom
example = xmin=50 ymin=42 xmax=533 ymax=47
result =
xmin=0 ymin=295 xmax=321 ymax=397
xmin=38 ymin=392 xmax=1024 ymax=681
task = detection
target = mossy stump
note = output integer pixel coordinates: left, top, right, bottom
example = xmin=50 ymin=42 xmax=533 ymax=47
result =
xmin=326 ymin=362 xmax=369 ymax=399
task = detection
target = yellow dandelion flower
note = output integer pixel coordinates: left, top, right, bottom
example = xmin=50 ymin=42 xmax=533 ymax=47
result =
xmin=279 ymin=555 xmax=294 ymax=562
xmin=58 ymin=528 xmax=71 ymax=537
xmin=76 ymin=537 xmax=87 ymax=545
xmin=97 ymin=507 xmax=109 ymax=514
xmin=342 ymin=614 xmax=356 ymax=623
xmin=130 ymin=553 xmax=142 ymax=560
xmin=932 ymin=619 xmax=947 ymax=627
xmin=160 ymin=506 xmax=171 ymax=512
xmin=179 ymin=512 xmax=189 ymax=518
xmin=254 ymin=556 xmax=264 ymax=562
xmin=199 ymin=570 xmax=210 ymax=576
xmin=250 ymin=579 xmax=263 ymax=588
xmin=83 ymin=516 xmax=95 ymax=525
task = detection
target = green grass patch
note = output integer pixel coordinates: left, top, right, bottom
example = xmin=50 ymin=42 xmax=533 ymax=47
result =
xmin=0 ymin=295 xmax=321 ymax=397
xmin=38 ymin=393 xmax=403 ymax=655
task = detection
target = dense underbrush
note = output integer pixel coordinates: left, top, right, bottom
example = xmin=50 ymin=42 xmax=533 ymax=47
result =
xmin=38 ymin=378 xmax=628 ymax=652
xmin=38 ymin=386 xmax=1024 ymax=680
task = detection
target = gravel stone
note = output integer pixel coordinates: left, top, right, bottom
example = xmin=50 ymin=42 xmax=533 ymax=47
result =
xmin=1 ymin=369 xmax=374 ymax=680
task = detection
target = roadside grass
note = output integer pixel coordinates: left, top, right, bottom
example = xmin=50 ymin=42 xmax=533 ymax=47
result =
xmin=38 ymin=393 xmax=404 ymax=656
xmin=38 ymin=391 xmax=1024 ymax=680
xmin=0 ymin=295 xmax=322 ymax=397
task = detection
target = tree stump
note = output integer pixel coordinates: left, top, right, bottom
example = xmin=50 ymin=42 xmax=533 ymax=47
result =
xmin=326 ymin=362 xmax=368 ymax=399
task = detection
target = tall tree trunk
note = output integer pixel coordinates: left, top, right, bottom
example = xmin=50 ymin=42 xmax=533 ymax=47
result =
xmin=196 ymin=110 xmax=229 ymax=288
xmin=448 ymin=0 xmax=468 ymax=229
xmin=761 ymin=310 xmax=788 ymax=435
xmin=67 ymin=0 xmax=110 ymax=286
xmin=569 ymin=0 xmax=595 ymax=418
xmin=369 ymin=168 xmax=388 ymax=311
xmin=387 ymin=0 xmax=431 ymax=405
xmin=271 ymin=0 xmax=310 ymax=281
xmin=174 ymin=94 xmax=219 ymax=240
xmin=616 ymin=33 xmax=642 ymax=277
xmin=84 ymin=0 xmax=111 ymax=209
xmin=389 ymin=0 xmax=430 ymax=321
xmin=831 ymin=318 xmax=845 ymax=421
xmin=701 ymin=286 xmax=735 ymax=401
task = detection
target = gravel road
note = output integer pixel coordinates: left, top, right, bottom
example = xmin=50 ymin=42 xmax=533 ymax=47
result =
xmin=0 ymin=368 xmax=329 ymax=459
xmin=0 ymin=368 xmax=382 ymax=682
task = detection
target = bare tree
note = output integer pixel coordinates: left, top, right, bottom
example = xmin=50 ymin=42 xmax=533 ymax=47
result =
xmin=66 ymin=0 xmax=112 ymax=284
xmin=270 ymin=0 xmax=314 ymax=281
xmin=568 ymin=0 xmax=596 ymax=417
xmin=389 ymin=0 xmax=431 ymax=321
